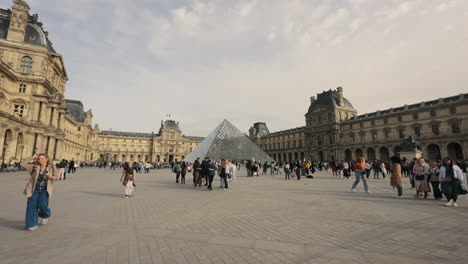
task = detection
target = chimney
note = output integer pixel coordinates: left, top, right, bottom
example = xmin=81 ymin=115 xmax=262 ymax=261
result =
xmin=7 ymin=0 xmax=31 ymax=43
xmin=336 ymin=86 xmax=344 ymax=106
xmin=310 ymin=96 xmax=316 ymax=103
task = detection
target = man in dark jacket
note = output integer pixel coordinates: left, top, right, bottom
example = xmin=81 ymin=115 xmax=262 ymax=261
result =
xmin=201 ymin=157 xmax=210 ymax=186
xmin=207 ymin=160 xmax=217 ymax=191
xmin=193 ymin=158 xmax=202 ymax=188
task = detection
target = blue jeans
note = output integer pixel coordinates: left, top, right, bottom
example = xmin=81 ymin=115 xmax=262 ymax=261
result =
xmin=352 ymin=170 xmax=369 ymax=192
xmin=25 ymin=183 xmax=51 ymax=228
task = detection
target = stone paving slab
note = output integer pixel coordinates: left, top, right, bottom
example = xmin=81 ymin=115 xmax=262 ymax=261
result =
xmin=0 ymin=168 xmax=467 ymax=264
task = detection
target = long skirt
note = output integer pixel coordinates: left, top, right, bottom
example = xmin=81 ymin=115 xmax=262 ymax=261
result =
xmin=441 ymin=181 xmax=460 ymax=196
xmin=415 ymin=178 xmax=430 ymax=192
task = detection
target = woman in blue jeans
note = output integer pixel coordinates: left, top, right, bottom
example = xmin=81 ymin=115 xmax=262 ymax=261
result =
xmin=22 ymin=154 xmax=58 ymax=231
xmin=351 ymin=156 xmax=371 ymax=193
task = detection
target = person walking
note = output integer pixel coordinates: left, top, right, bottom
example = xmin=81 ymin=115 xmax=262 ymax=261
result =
xmin=390 ymin=156 xmax=403 ymax=198
xmin=343 ymin=161 xmax=350 ymax=179
xmin=180 ymin=161 xmax=187 ymax=184
xmin=284 ymin=163 xmax=291 ymax=180
xmin=413 ymin=158 xmax=430 ymax=199
xmin=230 ymin=161 xmax=237 ymax=181
xmin=193 ymin=158 xmax=202 ymax=188
xmin=207 ymin=160 xmax=216 ymax=191
xmin=380 ymin=162 xmax=387 ymax=179
xmin=365 ymin=161 xmax=371 ymax=179
xmin=440 ymin=157 xmax=464 ymax=207
xmin=219 ymin=159 xmax=229 ymax=190
xmin=429 ymin=161 xmax=442 ymax=200
xmin=174 ymin=162 xmax=182 ymax=183
xmin=68 ymin=159 xmax=75 ymax=176
xmin=373 ymin=161 xmax=380 ymax=179
xmin=22 ymin=154 xmax=58 ymax=231
xmin=351 ymin=157 xmax=371 ymax=193
xmin=57 ymin=159 xmax=67 ymax=180
xmin=120 ymin=162 xmax=136 ymax=198
xmin=295 ymin=161 xmax=302 ymax=180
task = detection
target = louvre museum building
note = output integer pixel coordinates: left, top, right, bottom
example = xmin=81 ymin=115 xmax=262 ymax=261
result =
xmin=0 ymin=0 xmax=202 ymax=165
xmin=251 ymin=87 xmax=468 ymax=162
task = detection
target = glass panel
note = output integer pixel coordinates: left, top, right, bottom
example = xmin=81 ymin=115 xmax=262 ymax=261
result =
xmin=184 ymin=120 xmax=274 ymax=163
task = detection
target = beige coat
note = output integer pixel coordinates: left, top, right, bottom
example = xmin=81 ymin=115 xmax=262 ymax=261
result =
xmin=22 ymin=162 xmax=58 ymax=198
xmin=413 ymin=164 xmax=430 ymax=192
xmin=390 ymin=163 xmax=402 ymax=187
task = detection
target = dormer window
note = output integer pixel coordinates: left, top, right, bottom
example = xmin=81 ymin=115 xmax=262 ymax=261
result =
xmin=20 ymin=56 xmax=33 ymax=74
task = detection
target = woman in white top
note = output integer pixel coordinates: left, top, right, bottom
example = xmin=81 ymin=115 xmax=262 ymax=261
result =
xmin=439 ymin=157 xmax=464 ymax=207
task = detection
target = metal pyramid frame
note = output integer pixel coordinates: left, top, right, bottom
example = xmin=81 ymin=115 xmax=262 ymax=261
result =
xmin=183 ymin=119 xmax=274 ymax=163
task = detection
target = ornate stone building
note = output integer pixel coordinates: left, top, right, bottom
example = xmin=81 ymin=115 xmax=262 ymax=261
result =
xmin=252 ymin=87 xmax=468 ymax=162
xmin=98 ymin=120 xmax=203 ymax=163
xmin=0 ymin=0 xmax=201 ymax=166
xmin=0 ymin=0 xmax=102 ymax=165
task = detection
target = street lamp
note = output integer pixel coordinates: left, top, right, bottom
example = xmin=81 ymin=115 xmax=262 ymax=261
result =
xmin=18 ymin=145 xmax=25 ymax=171
xmin=1 ymin=143 xmax=8 ymax=172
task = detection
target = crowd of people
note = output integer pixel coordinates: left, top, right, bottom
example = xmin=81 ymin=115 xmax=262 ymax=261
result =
xmin=18 ymin=151 xmax=467 ymax=231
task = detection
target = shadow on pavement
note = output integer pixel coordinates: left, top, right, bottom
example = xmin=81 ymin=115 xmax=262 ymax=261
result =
xmin=77 ymin=191 xmax=124 ymax=198
xmin=0 ymin=217 xmax=24 ymax=230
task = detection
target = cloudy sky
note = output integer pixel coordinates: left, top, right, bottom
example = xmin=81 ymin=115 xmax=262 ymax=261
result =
xmin=13 ymin=0 xmax=468 ymax=136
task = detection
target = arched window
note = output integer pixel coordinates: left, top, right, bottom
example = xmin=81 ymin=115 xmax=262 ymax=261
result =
xmin=20 ymin=56 xmax=33 ymax=74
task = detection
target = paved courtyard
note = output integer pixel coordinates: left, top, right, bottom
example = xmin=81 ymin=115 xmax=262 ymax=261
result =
xmin=0 ymin=168 xmax=467 ymax=264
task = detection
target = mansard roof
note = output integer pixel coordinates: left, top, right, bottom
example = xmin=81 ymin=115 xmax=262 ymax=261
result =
xmin=65 ymin=99 xmax=88 ymax=123
xmin=307 ymin=90 xmax=353 ymax=112
xmin=0 ymin=9 xmax=56 ymax=53
xmin=349 ymin=93 xmax=468 ymax=122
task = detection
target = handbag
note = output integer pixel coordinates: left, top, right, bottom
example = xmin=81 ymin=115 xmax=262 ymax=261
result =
xmin=415 ymin=175 xmax=425 ymax=181
xmin=459 ymin=183 xmax=468 ymax=195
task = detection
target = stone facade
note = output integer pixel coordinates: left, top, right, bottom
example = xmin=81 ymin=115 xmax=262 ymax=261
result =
xmin=0 ymin=0 xmax=74 ymax=164
xmin=98 ymin=120 xmax=203 ymax=163
xmin=252 ymin=87 xmax=468 ymax=162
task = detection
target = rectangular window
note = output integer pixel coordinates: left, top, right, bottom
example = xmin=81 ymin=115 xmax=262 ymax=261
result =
xmin=415 ymin=127 xmax=421 ymax=137
xmin=384 ymin=130 xmax=390 ymax=139
xmin=432 ymin=124 xmax=440 ymax=136
xmin=19 ymin=84 xmax=26 ymax=93
xmin=384 ymin=118 xmax=388 ymax=124
xmin=452 ymin=122 xmax=461 ymax=134
xmin=398 ymin=128 xmax=405 ymax=138
xmin=14 ymin=104 xmax=25 ymax=117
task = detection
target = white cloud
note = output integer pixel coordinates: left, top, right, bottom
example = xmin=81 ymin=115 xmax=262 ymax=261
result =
xmin=17 ymin=0 xmax=468 ymax=136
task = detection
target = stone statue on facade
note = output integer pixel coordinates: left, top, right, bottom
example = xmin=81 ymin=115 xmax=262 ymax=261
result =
xmin=400 ymin=136 xmax=420 ymax=152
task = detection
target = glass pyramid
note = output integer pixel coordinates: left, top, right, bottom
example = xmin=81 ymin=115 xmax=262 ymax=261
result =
xmin=184 ymin=119 xmax=274 ymax=163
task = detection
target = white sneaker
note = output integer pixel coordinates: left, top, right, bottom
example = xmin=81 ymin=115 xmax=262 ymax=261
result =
xmin=124 ymin=195 xmax=128 ymax=199
xmin=397 ymin=195 xmax=403 ymax=199
xmin=366 ymin=191 xmax=372 ymax=194
xmin=453 ymin=202 xmax=458 ymax=207
xmin=445 ymin=202 xmax=453 ymax=206
xmin=41 ymin=218 xmax=48 ymax=225
xmin=26 ymin=226 xmax=38 ymax=231
xmin=351 ymin=189 xmax=356 ymax=193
